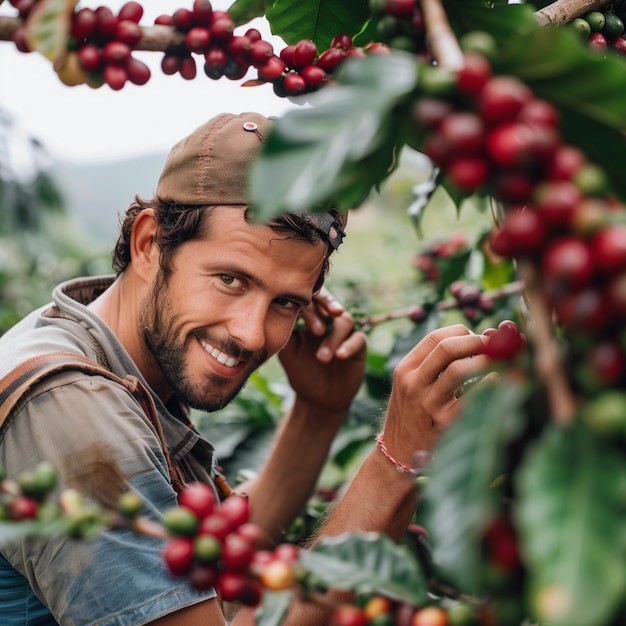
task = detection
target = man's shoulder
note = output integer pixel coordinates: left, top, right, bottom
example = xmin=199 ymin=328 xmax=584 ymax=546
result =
xmin=0 ymin=306 xmax=101 ymax=379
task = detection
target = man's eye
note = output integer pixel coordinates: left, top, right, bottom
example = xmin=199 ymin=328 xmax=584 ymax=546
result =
xmin=220 ymin=275 xmax=236 ymax=285
xmin=275 ymin=298 xmax=298 ymax=310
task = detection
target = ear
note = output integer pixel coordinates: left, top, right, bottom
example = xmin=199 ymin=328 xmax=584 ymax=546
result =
xmin=130 ymin=209 xmax=160 ymax=283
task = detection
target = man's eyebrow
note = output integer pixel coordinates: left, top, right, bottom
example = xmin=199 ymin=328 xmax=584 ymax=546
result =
xmin=218 ymin=266 xmax=313 ymax=308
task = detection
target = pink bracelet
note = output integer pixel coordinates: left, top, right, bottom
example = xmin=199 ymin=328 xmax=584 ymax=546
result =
xmin=376 ymin=432 xmax=415 ymax=475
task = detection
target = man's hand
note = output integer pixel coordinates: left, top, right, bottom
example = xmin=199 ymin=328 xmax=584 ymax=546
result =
xmin=380 ymin=324 xmax=490 ymax=468
xmin=278 ymin=288 xmax=367 ymax=415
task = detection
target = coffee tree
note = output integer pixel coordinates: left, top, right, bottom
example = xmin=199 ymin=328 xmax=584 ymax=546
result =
xmin=2 ymin=0 xmax=626 ymax=625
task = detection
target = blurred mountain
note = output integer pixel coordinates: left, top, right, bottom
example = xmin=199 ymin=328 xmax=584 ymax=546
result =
xmin=52 ymin=152 xmax=167 ymax=249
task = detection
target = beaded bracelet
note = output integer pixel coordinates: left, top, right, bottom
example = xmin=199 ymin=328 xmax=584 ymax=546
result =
xmin=375 ymin=432 xmax=415 ymax=475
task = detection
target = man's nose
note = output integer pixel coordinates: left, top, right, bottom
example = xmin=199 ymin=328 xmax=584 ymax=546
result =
xmin=227 ymin=301 xmax=267 ymax=353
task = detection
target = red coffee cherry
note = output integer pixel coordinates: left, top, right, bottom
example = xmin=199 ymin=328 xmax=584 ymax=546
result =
xmin=118 ymin=1 xmax=143 ymax=23
xmin=486 ymin=122 xmax=536 ymax=167
xmin=188 ymin=564 xmax=219 ymax=591
xmin=163 ymin=537 xmax=194 ymax=576
xmin=328 ymin=604 xmax=368 ymax=626
xmin=316 ymin=47 xmax=347 ymax=71
xmin=77 ymin=44 xmax=103 ymax=72
xmin=283 ymin=71 xmax=307 ymax=95
xmin=498 ymin=207 xmax=547 ymax=256
xmin=220 ymin=533 xmax=256 ymax=571
xmin=300 ymin=64 xmax=327 ymax=89
xmin=456 ymin=52 xmax=492 ymax=96
xmin=478 ymin=76 xmax=533 ymax=125
xmin=447 ymin=156 xmax=489 ymax=192
xmin=257 ymin=55 xmax=286 ymax=81
xmin=439 ymin=111 xmax=485 ymax=154
xmin=71 ymin=7 xmax=97 ymax=41
xmin=198 ymin=512 xmax=231 ymax=542
xmin=192 ymin=0 xmax=214 ymax=27
xmin=292 ymin=39 xmax=317 ymax=68
xmin=186 ymin=26 xmax=212 ymax=53
xmin=554 ymin=287 xmax=607 ymax=331
xmin=591 ymin=224 xmax=626 ymax=273
xmin=546 ymin=144 xmax=586 ymax=181
xmin=115 ymin=20 xmax=142 ymax=46
xmin=103 ymin=64 xmax=128 ymax=91
xmin=384 ymin=0 xmax=416 ymax=17
xmin=586 ymin=342 xmax=626 ymax=385
xmin=533 ymin=181 xmax=583 ymax=230
xmin=248 ymin=39 xmax=274 ymax=66
xmin=178 ymin=481 xmax=217 ymax=520
xmin=7 ymin=495 xmax=38 ymax=520
xmin=482 ymin=320 xmax=525 ymax=361
xmin=126 ymin=56 xmax=151 ymax=85
xmin=542 ymin=236 xmax=594 ymax=287
xmin=216 ymin=570 xmax=249 ymax=602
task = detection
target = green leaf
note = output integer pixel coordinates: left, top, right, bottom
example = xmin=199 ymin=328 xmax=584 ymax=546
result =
xmin=300 ymin=532 xmax=428 ymax=604
xmin=420 ymin=381 xmax=527 ymax=594
xmin=255 ymin=590 xmax=294 ymax=626
xmin=266 ymin=0 xmax=371 ymax=49
xmin=447 ymin=2 xmax=538 ymax=46
xmin=24 ymin=0 xmax=78 ymax=65
xmin=249 ymin=52 xmax=419 ymax=219
xmin=515 ymin=423 xmax=626 ymax=626
xmin=227 ymin=0 xmax=270 ymax=26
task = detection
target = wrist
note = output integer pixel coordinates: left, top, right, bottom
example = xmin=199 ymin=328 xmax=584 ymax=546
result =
xmin=290 ymin=395 xmax=349 ymax=429
xmin=376 ymin=430 xmax=434 ymax=477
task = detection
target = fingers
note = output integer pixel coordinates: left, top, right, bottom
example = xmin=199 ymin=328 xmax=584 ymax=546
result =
xmin=300 ymin=287 xmax=345 ymax=336
xmin=315 ymin=312 xmax=366 ymax=363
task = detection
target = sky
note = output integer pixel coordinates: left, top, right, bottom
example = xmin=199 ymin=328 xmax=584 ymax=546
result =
xmin=0 ymin=0 xmax=297 ymax=164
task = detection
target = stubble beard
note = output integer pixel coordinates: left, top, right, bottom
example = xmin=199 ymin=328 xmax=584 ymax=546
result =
xmin=139 ymin=272 xmax=268 ymax=412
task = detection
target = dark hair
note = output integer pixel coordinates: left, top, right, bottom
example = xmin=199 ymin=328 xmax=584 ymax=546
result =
xmin=112 ymin=196 xmax=335 ymax=291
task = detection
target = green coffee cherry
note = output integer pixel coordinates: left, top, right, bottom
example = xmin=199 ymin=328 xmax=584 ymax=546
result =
xmin=570 ymin=17 xmax=591 ymax=38
xmin=585 ymin=11 xmax=606 ymax=32
xmin=162 ymin=506 xmax=199 ymax=537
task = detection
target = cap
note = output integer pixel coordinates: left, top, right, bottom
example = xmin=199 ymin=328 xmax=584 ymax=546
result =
xmin=155 ymin=111 xmax=346 ymax=249
xmin=156 ymin=111 xmax=271 ymax=207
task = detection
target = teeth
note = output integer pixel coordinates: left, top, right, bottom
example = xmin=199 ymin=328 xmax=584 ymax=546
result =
xmin=200 ymin=340 xmax=239 ymax=368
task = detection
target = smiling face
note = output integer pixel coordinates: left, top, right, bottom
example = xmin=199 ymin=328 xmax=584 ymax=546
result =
xmin=139 ymin=206 xmax=327 ymax=411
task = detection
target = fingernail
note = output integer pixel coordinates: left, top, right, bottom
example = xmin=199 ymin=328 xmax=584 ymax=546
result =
xmin=317 ymin=346 xmax=332 ymax=360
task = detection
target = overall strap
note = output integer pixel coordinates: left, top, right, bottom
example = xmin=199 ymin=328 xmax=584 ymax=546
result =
xmin=0 ymin=351 xmax=186 ymax=492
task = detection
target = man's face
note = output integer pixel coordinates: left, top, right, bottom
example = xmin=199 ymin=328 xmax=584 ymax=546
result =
xmin=139 ymin=206 xmax=327 ymax=411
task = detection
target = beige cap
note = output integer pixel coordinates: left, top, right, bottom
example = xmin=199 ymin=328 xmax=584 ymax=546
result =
xmin=156 ymin=112 xmax=272 ymax=206
xmin=155 ymin=111 xmax=346 ymax=249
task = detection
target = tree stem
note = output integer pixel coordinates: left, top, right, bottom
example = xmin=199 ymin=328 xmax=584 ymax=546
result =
xmin=358 ymin=280 xmax=524 ymax=328
xmin=419 ymin=0 xmax=465 ymax=70
xmin=535 ymin=0 xmax=613 ymax=26
xmin=516 ymin=261 xmax=576 ymax=426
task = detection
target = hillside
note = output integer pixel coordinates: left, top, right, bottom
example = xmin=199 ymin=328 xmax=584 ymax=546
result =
xmin=52 ymin=152 xmax=167 ymax=249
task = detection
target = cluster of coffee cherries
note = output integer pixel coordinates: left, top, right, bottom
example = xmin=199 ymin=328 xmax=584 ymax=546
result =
xmin=8 ymin=0 xmax=152 ymax=89
xmin=5 ymin=0 xmax=394 ymax=92
xmin=412 ymin=38 xmax=626 ymax=396
xmin=413 ymin=232 xmax=468 ymax=283
xmin=569 ymin=4 xmax=626 ymax=55
xmin=0 ymin=461 xmax=115 ymax=537
xmin=328 ymin=595 xmax=476 ymax=626
xmin=155 ymin=2 xmax=391 ymax=97
xmin=161 ymin=481 xmax=302 ymax=605
xmin=0 ymin=461 xmax=57 ymax=521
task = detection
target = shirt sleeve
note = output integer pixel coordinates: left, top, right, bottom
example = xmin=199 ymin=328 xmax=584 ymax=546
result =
xmin=0 ymin=371 xmax=216 ymax=626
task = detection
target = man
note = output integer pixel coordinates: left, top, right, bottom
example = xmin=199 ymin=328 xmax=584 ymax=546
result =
xmin=0 ymin=112 xmax=489 ymax=625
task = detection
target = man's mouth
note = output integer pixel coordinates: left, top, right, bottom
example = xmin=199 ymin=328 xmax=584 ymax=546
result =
xmin=199 ymin=340 xmax=241 ymax=368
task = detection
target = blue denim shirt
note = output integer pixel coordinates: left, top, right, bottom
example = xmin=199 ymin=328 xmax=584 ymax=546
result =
xmin=0 ymin=277 xmax=218 ymax=625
